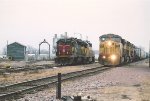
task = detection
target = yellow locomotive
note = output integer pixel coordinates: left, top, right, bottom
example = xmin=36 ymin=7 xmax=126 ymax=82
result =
xmin=98 ymin=34 xmax=144 ymax=66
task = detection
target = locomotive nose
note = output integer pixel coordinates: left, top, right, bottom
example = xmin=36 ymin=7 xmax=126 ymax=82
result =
xmin=102 ymin=55 xmax=106 ymax=59
xmin=107 ymin=41 xmax=112 ymax=46
xmin=110 ymin=54 xmax=117 ymax=61
xmin=62 ymin=49 xmax=65 ymax=53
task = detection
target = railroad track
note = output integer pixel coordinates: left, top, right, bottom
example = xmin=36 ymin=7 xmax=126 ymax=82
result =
xmin=0 ymin=62 xmax=99 ymax=74
xmin=0 ymin=63 xmax=57 ymax=74
xmin=0 ymin=65 xmax=110 ymax=101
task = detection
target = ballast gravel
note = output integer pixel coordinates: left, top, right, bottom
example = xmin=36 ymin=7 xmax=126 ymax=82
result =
xmin=17 ymin=60 xmax=150 ymax=101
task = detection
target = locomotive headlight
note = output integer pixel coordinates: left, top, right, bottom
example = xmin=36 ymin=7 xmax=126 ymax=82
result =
xmin=102 ymin=56 xmax=106 ymax=59
xmin=110 ymin=54 xmax=116 ymax=61
xmin=107 ymin=41 xmax=112 ymax=46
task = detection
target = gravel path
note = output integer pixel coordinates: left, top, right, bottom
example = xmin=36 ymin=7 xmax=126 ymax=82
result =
xmin=14 ymin=59 xmax=150 ymax=101
xmin=0 ymin=61 xmax=54 ymax=68
xmin=0 ymin=63 xmax=100 ymax=86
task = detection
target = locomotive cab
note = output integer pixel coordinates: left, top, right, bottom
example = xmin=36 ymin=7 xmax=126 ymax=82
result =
xmin=55 ymin=38 xmax=76 ymax=65
xmin=99 ymin=34 xmax=146 ymax=66
xmin=55 ymin=37 xmax=95 ymax=65
xmin=56 ymin=42 xmax=73 ymax=56
xmin=99 ymin=34 xmax=122 ymax=66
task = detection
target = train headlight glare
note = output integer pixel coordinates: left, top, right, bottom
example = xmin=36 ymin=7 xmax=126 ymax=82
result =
xmin=102 ymin=56 xmax=106 ymax=59
xmin=102 ymin=38 xmax=105 ymax=41
xmin=111 ymin=54 xmax=116 ymax=61
xmin=107 ymin=41 xmax=112 ymax=46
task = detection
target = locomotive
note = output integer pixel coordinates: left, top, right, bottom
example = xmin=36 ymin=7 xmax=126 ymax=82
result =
xmin=98 ymin=34 xmax=147 ymax=66
xmin=55 ymin=37 xmax=95 ymax=65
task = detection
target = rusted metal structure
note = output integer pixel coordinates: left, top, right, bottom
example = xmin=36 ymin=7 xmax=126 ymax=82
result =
xmin=39 ymin=39 xmax=50 ymax=60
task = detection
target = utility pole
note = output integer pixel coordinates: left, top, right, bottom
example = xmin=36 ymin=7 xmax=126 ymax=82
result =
xmin=79 ymin=33 xmax=82 ymax=39
xmin=86 ymin=35 xmax=88 ymax=41
xmin=6 ymin=40 xmax=8 ymax=57
xmin=56 ymin=73 xmax=61 ymax=99
xmin=49 ymin=44 xmax=50 ymax=60
xmin=74 ymin=33 xmax=82 ymax=39
xmin=148 ymin=40 xmax=150 ymax=68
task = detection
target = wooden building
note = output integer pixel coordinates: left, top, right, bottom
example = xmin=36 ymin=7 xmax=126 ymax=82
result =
xmin=7 ymin=42 xmax=26 ymax=60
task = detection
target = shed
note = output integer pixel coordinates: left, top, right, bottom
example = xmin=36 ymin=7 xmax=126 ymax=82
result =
xmin=7 ymin=42 xmax=26 ymax=60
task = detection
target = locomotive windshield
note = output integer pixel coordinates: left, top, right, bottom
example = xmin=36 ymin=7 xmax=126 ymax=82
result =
xmin=100 ymin=37 xmax=121 ymax=42
xmin=99 ymin=34 xmax=122 ymax=42
xmin=57 ymin=38 xmax=75 ymax=46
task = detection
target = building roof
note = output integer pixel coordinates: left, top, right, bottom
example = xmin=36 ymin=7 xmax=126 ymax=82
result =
xmin=7 ymin=42 xmax=26 ymax=47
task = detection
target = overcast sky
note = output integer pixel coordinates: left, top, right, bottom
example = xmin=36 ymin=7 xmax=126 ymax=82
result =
xmin=0 ymin=0 xmax=150 ymax=54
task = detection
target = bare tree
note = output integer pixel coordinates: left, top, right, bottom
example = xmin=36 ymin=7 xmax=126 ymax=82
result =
xmin=26 ymin=45 xmax=37 ymax=54
xmin=2 ymin=46 xmax=7 ymax=55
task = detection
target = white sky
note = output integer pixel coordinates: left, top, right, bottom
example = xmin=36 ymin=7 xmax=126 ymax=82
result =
xmin=0 ymin=0 xmax=150 ymax=53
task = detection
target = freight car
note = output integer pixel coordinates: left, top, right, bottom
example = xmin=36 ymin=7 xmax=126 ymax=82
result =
xmin=98 ymin=34 xmax=147 ymax=66
xmin=135 ymin=48 xmax=147 ymax=60
xmin=55 ymin=37 xmax=95 ymax=65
